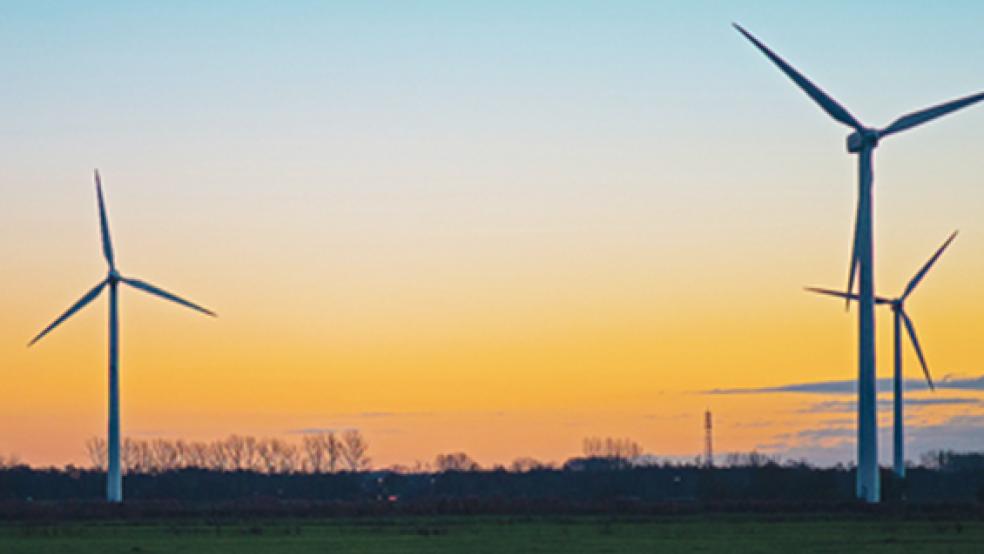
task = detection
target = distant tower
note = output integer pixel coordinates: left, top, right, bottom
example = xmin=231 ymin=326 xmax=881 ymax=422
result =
xmin=704 ymin=410 xmax=714 ymax=468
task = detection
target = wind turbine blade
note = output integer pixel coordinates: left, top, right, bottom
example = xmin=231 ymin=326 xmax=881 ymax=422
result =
xmin=845 ymin=195 xmax=863 ymax=308
xmin=805 ymin=287 xmax=891 ymax=304
xmin=733 ymin=23 xmax=862 ymax=130
xmin=122 ymin=277 xmax=216 ymax=317
xmin=880 ymin=91 xmax=984 ymax=137
xmin=902 ymin=231 xmax=958 ymax=300
xmin=900 ymin=310 xmax=934 ymax=391
xmin=95 ymin=170 xmax=116 ymax=270
xmin=28 ymin=280 xmax=108 ymax=346
xmin=805 ymin=287 xmax=859 ymax=301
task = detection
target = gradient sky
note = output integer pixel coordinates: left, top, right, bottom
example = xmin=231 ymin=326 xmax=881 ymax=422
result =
xmin=2 ymin=1 xmax=984 ymax=469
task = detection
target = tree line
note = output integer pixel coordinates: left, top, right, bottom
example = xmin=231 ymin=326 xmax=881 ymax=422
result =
xmin=72 ymin=434 xmax=642 ymax=475
xmin=4 ymin=435 xmax=981 ymax=478
xmin=82 ymin=431 xmax=370 ymax=474
xmin=2 ymin=439 xmax=984 ymax=504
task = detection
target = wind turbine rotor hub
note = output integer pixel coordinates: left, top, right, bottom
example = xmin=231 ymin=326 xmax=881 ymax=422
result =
xmin=108 ymin=270 xmax=122 ymax=283
xmin=846 ymin=128 xmax=880 ymax=153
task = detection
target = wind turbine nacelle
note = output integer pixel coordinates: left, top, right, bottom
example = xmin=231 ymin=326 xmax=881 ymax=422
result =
xmin=847 ymin=129 xmax=879 ymax=153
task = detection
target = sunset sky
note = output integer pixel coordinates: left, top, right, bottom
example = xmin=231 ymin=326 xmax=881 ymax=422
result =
xmin=2 ymin=1 xmax=983 ymax=469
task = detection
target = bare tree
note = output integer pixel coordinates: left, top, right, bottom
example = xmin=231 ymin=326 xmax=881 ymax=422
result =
xmin=81 ymin=433 xmax=364 ymax=474
xmin=724 ymin=450 xmax=777 ymax=468
xmin=151 ymin=439 xmax=180 ymax=472
xmin=185 ymin=441 xmax=210 ymax=468
xmin=256 ymin=438 xmax=278 ymax=473
xmin=205 ymin=439 xmax=229 ymax=470
xmin=134 ymin=440 xmax=154 ymax=473
xmin=510 ymin=457 xmax=548 ymax=472
xmin=326 ymin=433 xmax=341 ymax=472
xmin=0 ymin=453 xmax=21 ymax=469
xmin=241 ymin=435 xmax=260 ymax=471
xmin=272 ymin=439 xmax=300 ymax=473
xmin=222 ymin=435 xmax=260 ymax=471
xmin=340 ymin=430 xmax=371 ymax=471
xmin=223 ymin=435 xmax=249 ymax=470
xmin=174 ymin=440 xmax=191 ymax=468
xmin=85 ymin=437 xmax=108 ymax=470
xmin=303 ymin=433 xmax=336 ymax=473
xmin=120 ymin=438 xmax=137 ymax=474
xmin=435 ymin=452 xmax=480 ymax=472
xmin=582 ymin=437 xmax=643 ymax=460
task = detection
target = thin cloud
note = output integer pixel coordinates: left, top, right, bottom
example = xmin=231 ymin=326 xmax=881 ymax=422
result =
xmin=936 ymin=375 xmax=984 ymax=391
xmin=288 ymin=427 xmax=354 ymax=435
xmin=802 ymin=397 xmax=982 ymax=414
xmin=704 ymin=375 xmax=984 ymax=395
xmin=732 ymin=420 xmax=773 ymax=429
xmin=762 ymin=413 xmax=984 ymax=466
xmin=786 ymin=427 xmax=855 ymax=442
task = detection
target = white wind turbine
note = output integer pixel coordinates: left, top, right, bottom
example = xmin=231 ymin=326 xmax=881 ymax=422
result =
xmin=807 ymin=231 xmax=957 ymax=479
xmin=29 ymin=170 xmax=215 ymax=503
xmin=734 ymin=23 xmax=984 ymax=502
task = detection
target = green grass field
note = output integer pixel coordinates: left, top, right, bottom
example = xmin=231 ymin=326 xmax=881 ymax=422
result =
xmin=1 ymin=515 xmax=982 ymax=553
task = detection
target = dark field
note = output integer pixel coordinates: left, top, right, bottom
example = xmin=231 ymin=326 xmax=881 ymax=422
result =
xmin=1 ymin=515 xmax=982 ymax=553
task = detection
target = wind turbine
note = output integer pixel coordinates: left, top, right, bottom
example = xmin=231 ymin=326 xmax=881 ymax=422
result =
xmin=807 ymin=231 xmax=957 ymax=479
xmin=734 ymin=23 xmax=984 ymax=502
xmin=29 ymin=170 xmax=215 ymax=503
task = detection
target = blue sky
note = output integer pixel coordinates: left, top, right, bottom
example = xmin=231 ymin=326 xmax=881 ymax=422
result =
xmin=2 ymin=1 xmax=984 ymax=466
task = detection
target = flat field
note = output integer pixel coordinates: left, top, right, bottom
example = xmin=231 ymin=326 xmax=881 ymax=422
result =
xmin=0 ymin=514 xmax=981 ymax=553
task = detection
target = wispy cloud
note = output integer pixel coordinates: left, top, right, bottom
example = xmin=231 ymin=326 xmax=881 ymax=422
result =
xmin=782 ymin=427 xmax=854 ymax=442
xmin=355 ymin=411 xmax=434 ymax=419
xmin=731 ymin=420 xmax=773 ymax=429
xmin=288 ymin=427 xmax=355 ymax=435
xmin=761 ymin=413 xmax=984 ymax=466
xmin=935 ymin=375 xmax=984 ymax=391
xmin=704 ymin=375 xmax=984 ymax=395
xmin=801 ymin=397 xmax=982 ymax=414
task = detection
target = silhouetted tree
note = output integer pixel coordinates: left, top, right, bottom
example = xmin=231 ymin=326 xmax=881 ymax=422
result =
xmin=85 ymin=437 xmax=107 ymax=470
xmin=0 ymin=454 xmax=21 ymax=469
xmin=510 ymin=457 xmax=548 ymax=472
xmin=435 ymin=452 xmax=480 ymax=472
xmin=150 ymin=439 xmax=179 ymax=472
xmin=80 ymin=434 xmax=356 ymax=475
xmin=582 ymin=437 xmax=642 ymax=460
xmin=922 ymin=450 xmax=984 ymax=472
xmin=273 ymin=439 xmax=300 ymax=473
xmin=327 ymin=433 xmax=342 ymax=472
xmin=302 ymin=433 xmax=340 ymax=473
xmin=724 ymin=451 xmax=778 ymax=468
xmin=340 ymin=430 xmax=371 ymax=471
